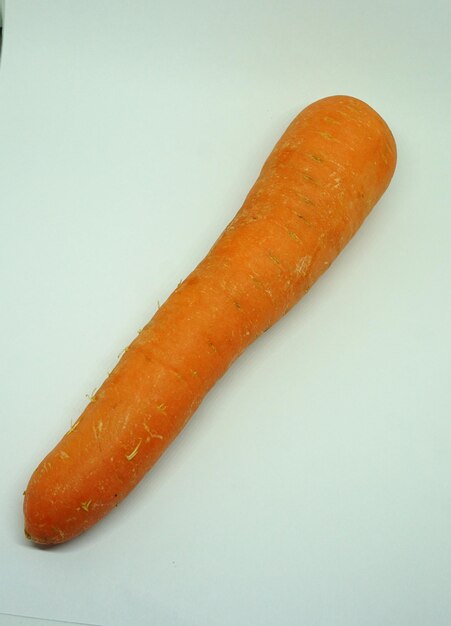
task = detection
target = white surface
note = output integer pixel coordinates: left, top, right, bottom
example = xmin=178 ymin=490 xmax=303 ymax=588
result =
xmin=1 ymin=1 xmax=450 ymax=625
xmin=0 ymin=614 xmax=96 ymax=626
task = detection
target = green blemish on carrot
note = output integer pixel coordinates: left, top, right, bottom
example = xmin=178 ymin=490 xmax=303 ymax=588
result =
xmin=156 ymin=403 xmax=167 ymax=415
xmin=288 ymin=230 xmax=300 ymax=242
xmin=309 ymin=153 xmax=324 ymax=162
xmin=81 ymin=500 xmax=92 ymax=512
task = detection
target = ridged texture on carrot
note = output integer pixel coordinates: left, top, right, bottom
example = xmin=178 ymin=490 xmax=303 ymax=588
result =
xmin=23 ymin=95 xmax=396 ymax=544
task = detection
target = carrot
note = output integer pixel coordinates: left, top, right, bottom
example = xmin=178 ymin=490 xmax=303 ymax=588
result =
xmin=23 ymin=95 xmax=396 ymax=544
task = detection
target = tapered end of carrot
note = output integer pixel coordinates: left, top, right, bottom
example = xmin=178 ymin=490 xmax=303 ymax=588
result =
xmin=23 ymin=522 xmax=61 ymax=546
xmin=23 ymin=447 xmax=125 ymax=545
xmin=23 ymin=490 xmax=69 ymax=545
xmin=23 ymin=466 xmax=95 ymax=545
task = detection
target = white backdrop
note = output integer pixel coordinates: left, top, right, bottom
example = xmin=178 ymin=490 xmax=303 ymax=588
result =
xmin=1 ymin=1 xmax=450 ymax=625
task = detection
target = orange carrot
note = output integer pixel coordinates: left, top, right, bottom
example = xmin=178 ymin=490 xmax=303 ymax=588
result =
xmin=23 ymin=95 xmax=396 ymax=544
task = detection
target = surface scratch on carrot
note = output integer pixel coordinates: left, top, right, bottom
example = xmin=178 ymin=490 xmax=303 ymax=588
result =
xmin=143 ymin=423 xmax=164 ymax=440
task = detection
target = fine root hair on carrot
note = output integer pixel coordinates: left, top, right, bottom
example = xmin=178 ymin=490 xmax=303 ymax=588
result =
xmin=66 ymin=418 xmax=80 ymax=435
xmin=117 ymin=346 xmax=128 ymax=360
xmin=86 ymin=387 xmax=98 ymax=403
xmin=126 ymin=440 xmax=142 ymax=461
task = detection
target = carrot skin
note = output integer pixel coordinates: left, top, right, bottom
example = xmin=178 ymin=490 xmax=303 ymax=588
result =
xmin=23 ymin=95 xmax=396 ymax=544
